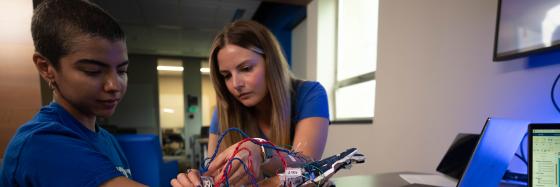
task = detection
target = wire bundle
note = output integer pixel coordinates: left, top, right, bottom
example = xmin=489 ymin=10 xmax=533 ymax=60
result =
xmin=202 ymin=128 xmax=303 ymax=187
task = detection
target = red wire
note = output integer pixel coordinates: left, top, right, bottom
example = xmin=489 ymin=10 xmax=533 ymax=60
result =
xmin=214 ymin=137 xmax=290 ymax=187
xmin=216 ymin=139 xmax=257 ymax=186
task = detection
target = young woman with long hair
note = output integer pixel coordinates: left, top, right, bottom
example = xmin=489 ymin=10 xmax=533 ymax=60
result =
xmin=171 ymin=20 xmax=330 ymax=187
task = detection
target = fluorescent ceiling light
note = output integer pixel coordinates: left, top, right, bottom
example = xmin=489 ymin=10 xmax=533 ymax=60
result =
xmin=200 ymin=67 xmax=210 ymax=74
xmin=163 ymin=108 xmax=175 ymax=113
xmin=157 ymin=66 xmax=183 ymax=71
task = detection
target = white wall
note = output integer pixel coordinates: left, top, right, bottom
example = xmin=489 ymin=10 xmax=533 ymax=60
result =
xmin=292 ymin=19 xmax=308 ymax=79
xmin=300 ymin=0 xmax=560 ymax=176
xmin=304 ymin=0 xmax=319 ymax=81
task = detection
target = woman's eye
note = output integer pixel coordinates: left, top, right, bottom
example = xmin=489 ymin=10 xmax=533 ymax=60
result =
xmin=222 ymin=74 xmax=231 ymax=80
xmin=83 ymin=70 xmax=101 ymax=75
xmin=240 ymin=66 xmax=252 ymax=72
xmin=118 ymin=69 xmax=128 ymax=75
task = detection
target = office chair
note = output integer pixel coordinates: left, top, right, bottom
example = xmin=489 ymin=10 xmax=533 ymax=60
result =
xmin=116 ymin=134 xmax=179 ymax=187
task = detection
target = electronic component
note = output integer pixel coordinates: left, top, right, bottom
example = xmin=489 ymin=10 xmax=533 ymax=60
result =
xmin=279 ymin=168 xmax=305 ymax=186
xmin=200 ymin=128 xmax=365 ymax=187
xmin=301 ymin=148 xmax=366 ymax=185
xmin=201 ymin=176 xmax=214 ymax=187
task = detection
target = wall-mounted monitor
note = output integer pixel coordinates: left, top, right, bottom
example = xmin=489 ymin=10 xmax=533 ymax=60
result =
xmin=494 ymin=0 xmax=560 ymax=61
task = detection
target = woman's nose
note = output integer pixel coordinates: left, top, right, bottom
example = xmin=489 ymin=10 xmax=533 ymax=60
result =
xmin=231 ymin=73 xmax=244 ymax=90
xmin=104 ymin=71 xmax=121 ymax=93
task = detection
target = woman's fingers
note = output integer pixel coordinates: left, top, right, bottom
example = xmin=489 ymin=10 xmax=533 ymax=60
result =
xmin=208 ymin=141 xmax=264 ymax=185
xmin=186 ymin=169 xmax=202 ymax=187
xmin=207 ymin=150 xmax=229 ymax=174
xmin=176 ymin=173 xmax=191 ymax=186
xmin=229 ymin=170 xmax=251 ymax=187
xmin=222 ymin=163 xmax=242 ymax=184
xmin=170 ymin=179 xmax=182 ymax=187
xmin=170 ymin=169 xmax=205 ymax=187
xmin=214 ymin=156 xmax=243 ymax=182
xmin=220 ymin=156 xmax=262 ymax=186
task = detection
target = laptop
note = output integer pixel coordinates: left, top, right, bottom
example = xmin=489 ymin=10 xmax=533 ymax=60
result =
xmin=436 ymin=133 xmax=480 ymax=179
xmin=528 ymin=123 xmax=560 ymax=187
xmin=457 ymin=117 xmax=529 ymax=187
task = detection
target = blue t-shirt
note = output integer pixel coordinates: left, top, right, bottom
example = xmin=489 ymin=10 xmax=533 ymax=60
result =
xmin=1 ymin=102 xmax=131 ymax=187
xmin=209 ymin=80 xmax=329 ymax=137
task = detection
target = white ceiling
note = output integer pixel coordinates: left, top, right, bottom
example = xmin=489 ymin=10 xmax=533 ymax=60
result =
xmin=93 ymin=0 xmax=261 ymax=58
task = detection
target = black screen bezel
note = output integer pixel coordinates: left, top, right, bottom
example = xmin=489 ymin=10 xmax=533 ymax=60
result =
xmin=492 ymin=0 xmax=560 ymax=62
xmin=528 ymin=123 xmax=560 ymax=187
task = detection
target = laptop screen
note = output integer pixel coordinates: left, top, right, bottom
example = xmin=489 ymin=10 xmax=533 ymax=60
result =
xmin=529 ymin=125 xmax=560 ymax=187
xmin=436 ymin=133 xmax=479 ymax=179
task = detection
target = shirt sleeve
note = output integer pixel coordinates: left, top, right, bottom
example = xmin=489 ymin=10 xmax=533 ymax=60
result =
xmin=209 ymin=108 xmax=220 ymax=135
xmin=293 ymin=81 xmax=330 ymax=123
xmin=17 ymin=130 xmax=124 ymax=187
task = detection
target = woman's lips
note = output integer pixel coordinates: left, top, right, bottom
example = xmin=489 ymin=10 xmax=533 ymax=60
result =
xmin=238 ymin=92 xmax=251 ymax=100
xmin=98 ymin=99 xmax=119 ymax=108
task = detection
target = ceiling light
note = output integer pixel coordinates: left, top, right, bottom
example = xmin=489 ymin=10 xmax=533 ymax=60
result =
xmin=157 ymin=66 xmax=183 ymax=71
xmin=163 ymin=108 xmax=175 ymax=113
xmin=200 ymin=67 xmax=210 ymax=74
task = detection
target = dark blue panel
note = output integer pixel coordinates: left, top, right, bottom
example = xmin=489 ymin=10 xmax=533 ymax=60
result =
xmin=526 ymin=49 xmax=560 ymax=68
xmin=253 ymin=2 xmax=306 ymax=67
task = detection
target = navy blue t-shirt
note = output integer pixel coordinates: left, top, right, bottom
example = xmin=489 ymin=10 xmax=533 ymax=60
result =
xmin=1 ymin=102 xmax=131 ymax=187
xmin=209 ymin=80 xmax=330 ymax=137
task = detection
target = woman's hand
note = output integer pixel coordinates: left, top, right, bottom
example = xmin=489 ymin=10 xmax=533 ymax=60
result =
xmin=170 ymin=169 xmax=202 ymax=187
xmin=206 ymin=140 xmax=264 ymax=186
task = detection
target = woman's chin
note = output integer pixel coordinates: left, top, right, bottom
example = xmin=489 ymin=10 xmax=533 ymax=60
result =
xmin=240 ymin=100 xmax=257 ymax=107
xmin=95 ymin=108 xmax=116 ymax=118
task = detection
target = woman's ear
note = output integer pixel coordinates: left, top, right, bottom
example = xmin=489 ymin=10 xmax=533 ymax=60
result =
xmin=33 ymin=52 xmax=55 ymax=82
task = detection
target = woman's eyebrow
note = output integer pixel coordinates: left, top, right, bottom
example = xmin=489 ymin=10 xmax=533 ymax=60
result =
xmin=75 ymin=59 xmax=106 ymax=67
xmin=117 ymin=61 xmax=129 ymax=68
xmin=75 ymin=59 xmax=129 ymax=68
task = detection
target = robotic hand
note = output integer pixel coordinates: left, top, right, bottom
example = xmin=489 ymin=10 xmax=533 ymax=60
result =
xmin=280 ymin=148 xmax=366 ymax=187
xmin=200 ymin=148 xmax=366 ymax=187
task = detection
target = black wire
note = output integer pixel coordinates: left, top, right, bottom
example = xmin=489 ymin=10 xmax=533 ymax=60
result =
xmin=515 ymin=132 xmax=529 ymax=166
xmin=513 ymin=74 xmax=560 ymax=171
xmin=506 ymin=73 xmax=560 ymax=175
xmin=513 ymin=133 xmax=528 ymax=166
xmin=519 ymin=132 xmax=528 ymax=165
xmin=551 ymin=72 xmax=560 ymax=114
xmin=514 ymin=73 xmax=560 ymax=167
xmin=514 ymin=153 xmax=528 ymax=166
xmin=505 ymin=73 xmax=560 ymax=179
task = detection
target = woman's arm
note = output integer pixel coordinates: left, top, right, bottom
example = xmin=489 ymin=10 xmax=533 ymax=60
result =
xmin=100 ymin=176 xmax=147 ymax=187
xmin=261 ymin=117 xmax=329 ymax=175
xmin=291 ymin=117 xmax=329 ymax=160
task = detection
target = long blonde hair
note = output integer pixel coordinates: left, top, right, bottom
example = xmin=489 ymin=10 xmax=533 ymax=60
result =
xmin=209 ymin=20 xmax=293 ymax=150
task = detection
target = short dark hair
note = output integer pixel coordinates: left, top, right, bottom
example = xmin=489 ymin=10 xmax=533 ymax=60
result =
xmin=31 ymin=0 xmax=125 ymax=68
